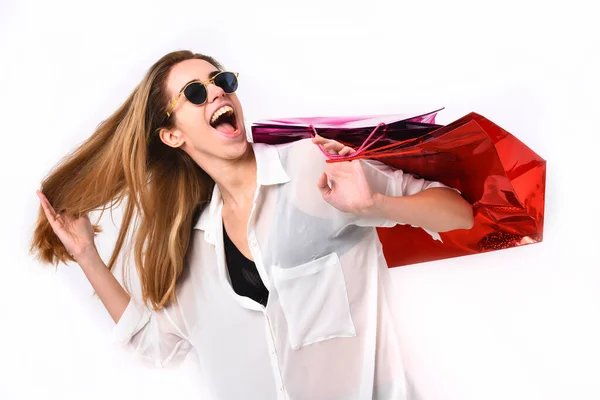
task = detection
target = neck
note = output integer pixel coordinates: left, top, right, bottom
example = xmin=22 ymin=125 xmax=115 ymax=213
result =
xmin=202 ymin=146 xmax=257 ymax=209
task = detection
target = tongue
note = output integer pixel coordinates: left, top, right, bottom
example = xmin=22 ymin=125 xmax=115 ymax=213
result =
xmin=215 ymin=122 xmax=236 ymax=135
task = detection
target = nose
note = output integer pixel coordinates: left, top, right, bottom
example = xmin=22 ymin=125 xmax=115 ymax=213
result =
xmin=207 ymin=82 xmax=225 ymax=103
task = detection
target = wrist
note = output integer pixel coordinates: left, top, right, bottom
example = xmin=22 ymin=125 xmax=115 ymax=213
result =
xmin=359 ymin=192 xmax=388 ymax=218
xmin=74 ymin=245 xmax=100 ymax=267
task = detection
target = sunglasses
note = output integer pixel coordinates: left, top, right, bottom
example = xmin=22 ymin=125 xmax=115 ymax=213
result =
xmin=166 ymin=71 xmax=239 ymax=118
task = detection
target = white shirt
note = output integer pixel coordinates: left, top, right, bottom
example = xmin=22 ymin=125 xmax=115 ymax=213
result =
xmin=111 ymin=138 xmax=452 ymax=400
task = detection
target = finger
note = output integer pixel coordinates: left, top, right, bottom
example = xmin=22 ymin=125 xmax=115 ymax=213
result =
xmin=37 ymin=190 xmax=58 ymax=221
xmin=316 ymin=172 xmax=332 ymax=198
xmin=313 ymin=135 xmax=342 ymax=150
xmin=339 ymin=146 xmax=354 ymax=156
xmin=323 ymin=142 xmax=345 ymax=152
xmin=322 ymin=145 xmax=338 ymax=155
xmin=311 ymin=134 xmax=328 ymax=144
xmin=37 ymin=191 xmax=68 ymax=234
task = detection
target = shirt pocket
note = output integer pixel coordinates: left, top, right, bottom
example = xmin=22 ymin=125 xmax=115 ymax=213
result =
xmin=271 ymin=252 xmax=356 ymax=350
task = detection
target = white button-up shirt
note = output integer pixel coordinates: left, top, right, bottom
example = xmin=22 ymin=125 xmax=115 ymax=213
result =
xmin=112 ymin=138 xmax=451 ymax=399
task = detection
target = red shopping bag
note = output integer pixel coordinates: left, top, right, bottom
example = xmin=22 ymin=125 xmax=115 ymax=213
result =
xmin=252 ymin=111 xmax=546 ymax=267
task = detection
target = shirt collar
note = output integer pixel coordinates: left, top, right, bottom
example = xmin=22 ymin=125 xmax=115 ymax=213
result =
xmin=193 ymin=142 xmax=290 ymax=234
xmin=253 ymin=142 xmax=291 ymax=186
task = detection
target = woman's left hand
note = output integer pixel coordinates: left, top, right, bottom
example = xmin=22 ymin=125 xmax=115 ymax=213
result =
xmin=312 ymin=135 xmax=377 ymax=216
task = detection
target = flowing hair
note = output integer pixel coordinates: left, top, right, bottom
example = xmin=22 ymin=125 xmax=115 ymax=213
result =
xmin=29 ymin=50 xmax=222 ymax=311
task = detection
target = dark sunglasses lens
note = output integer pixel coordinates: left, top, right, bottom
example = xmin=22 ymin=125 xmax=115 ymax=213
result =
xmin=214 ymin=72 xmax=238 ymax=93
xmin=184 ymin=83 xmax=207 ymax=105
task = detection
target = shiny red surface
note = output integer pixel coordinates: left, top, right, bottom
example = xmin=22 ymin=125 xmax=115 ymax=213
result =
xmin=350 ymin=113 xmax=546 ymax=267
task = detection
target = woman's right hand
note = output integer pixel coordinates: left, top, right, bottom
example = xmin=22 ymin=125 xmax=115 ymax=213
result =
xmin=36 ymin=190 xmax=98 ymax=261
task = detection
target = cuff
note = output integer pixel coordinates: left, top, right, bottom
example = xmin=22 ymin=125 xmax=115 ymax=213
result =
xmin=110 ymin=296 xmax=151 ymax=344
xmin=425 ymin=181 xmax=462 ymax=195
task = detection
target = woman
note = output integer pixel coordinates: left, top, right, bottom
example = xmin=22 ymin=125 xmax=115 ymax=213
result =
xmin=31 ymin=50 xmax=473 ymax=399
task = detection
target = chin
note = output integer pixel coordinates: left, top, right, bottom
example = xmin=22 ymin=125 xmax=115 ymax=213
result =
xmin=221 ymin=133 xmax=251 ymax=160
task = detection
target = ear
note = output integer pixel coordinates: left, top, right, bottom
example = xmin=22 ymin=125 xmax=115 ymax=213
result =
xmin=158 ymin=128 xmax=184 ymax=148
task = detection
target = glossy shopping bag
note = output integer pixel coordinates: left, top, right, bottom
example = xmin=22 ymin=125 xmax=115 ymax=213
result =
xmin=252 ymin=111 xmax=546 ymax=267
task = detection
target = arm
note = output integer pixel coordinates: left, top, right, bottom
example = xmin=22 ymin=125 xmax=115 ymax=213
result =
xmin=367 ymin=187 xmax=474 ymax=232
xmin=36 ymin=190 xmax=131 ymax=324
xmin=312 ymin=148 xmax=473 ymax=233
xmin=35 ymin=190 xmax=191 ymax=368
xmin=78 ymin=249 xmax=192 ymax=369
xmin=77 ymin=249 xmax=130 ymax=324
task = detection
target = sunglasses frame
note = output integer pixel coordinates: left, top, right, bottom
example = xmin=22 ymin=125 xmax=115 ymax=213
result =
xmin=166 ymin=71 xmax=239 ymax=118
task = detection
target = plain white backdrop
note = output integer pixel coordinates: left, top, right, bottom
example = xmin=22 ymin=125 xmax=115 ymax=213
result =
xmin=1 ymin=0 xmax=598 ymax=399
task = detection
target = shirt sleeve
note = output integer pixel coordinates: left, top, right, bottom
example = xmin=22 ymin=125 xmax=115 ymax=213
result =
xmin=110 ymin=295 xmax=193 ymax=369
xmin=352 ymin=159 xmax=461 ymax=241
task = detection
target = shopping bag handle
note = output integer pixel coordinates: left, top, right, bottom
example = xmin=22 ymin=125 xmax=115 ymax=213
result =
xmin=309 ymin=123 xmax=387 ymax=160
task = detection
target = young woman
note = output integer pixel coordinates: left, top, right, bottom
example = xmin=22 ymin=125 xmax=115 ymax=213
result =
xmin=31 ymin=50 xmax=473 ymax=400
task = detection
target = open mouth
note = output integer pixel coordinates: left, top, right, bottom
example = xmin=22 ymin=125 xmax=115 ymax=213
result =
xmin=210 ymin=105 xmax=239 ymax=136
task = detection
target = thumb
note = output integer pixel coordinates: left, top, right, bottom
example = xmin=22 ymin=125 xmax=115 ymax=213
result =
xmin=317 ymin=172 xmax=332 ymax=199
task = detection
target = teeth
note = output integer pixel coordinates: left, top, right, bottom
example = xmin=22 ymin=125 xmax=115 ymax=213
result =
xmin=210 ymin=105 xmax=234 ymax=125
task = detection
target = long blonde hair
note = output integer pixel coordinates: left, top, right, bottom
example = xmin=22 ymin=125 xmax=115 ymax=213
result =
xmin=29 ymin=50 xmax=222 ymax=311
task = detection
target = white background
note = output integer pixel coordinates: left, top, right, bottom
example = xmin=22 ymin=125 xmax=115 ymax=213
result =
xmin=1 ymin=0 xmax=599 ymax=399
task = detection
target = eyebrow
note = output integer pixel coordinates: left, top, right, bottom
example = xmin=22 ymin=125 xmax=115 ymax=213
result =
xmin=179 ymin=70 xmax=221 ymax=93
